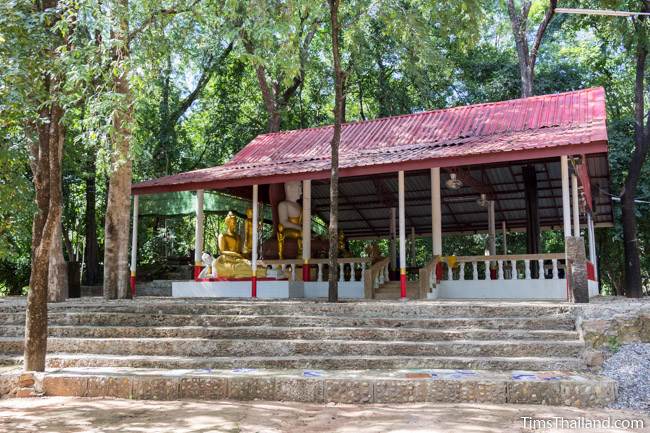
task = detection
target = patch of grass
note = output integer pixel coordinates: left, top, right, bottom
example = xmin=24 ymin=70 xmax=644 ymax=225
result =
xmin=607 ymin=336 xmax=621 ymax=353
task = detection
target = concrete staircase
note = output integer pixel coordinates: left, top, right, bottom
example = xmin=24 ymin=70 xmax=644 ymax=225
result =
xmin=0 ymin=298 xmax=617 ymax=406
xmin=373 ymin=280 xmax=420 ymax=299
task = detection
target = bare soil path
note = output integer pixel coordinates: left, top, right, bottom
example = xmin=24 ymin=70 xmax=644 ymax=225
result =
xmin=1 ymin=397 xmax=649 ymax=433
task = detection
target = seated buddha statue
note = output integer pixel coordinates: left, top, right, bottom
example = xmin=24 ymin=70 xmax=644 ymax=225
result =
xmin=214 ymin=211 xmax=266 ymax=278
xmin=277 ymin=181 xmax=303 ymax=259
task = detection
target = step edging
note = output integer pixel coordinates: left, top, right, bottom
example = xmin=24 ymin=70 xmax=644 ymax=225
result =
xmin=0 ymin=367 xmax=615 ymax=407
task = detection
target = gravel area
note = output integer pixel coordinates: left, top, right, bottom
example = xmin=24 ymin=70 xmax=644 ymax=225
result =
xmin=602 ymin=343 xmax=650 ymax=413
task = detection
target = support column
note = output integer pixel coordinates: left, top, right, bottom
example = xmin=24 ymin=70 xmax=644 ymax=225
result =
xmin=587 ymin=212 xmax=598 ymax=279
xmin=390 ymin=207 xmax=397 ymax=272
xmin=488 ymin=200 xmax=496 ymax=255
xmin=398 ymin=171 xmax=406 ymax=298
xmin=572 ymin=173 xmax=580 ymax=237
xmin=252 ymin=184 xmax=259 ymax=297
xmin=302 ymin=180 xmax=311 ymax=281
xmin=431 ymin=168 xmax=442 ymax=256
xmin=194 ymin=189 xmax=205 ymax=280
xmin=561 ymin=156 xmax=572 ymax=239
xmin=130 ymin=195 xmax=139 ymax=298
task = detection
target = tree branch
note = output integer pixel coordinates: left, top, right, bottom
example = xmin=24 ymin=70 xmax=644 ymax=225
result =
xmin=529 ymin=0 xmax=557 ymax=71
xmin=128 ymin=0 xmax=202 ymax=43
xmin=168 ymin=39 xmax=235 ymax=124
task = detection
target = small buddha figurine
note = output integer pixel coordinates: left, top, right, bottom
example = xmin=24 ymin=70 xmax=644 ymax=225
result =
xmin=214 ymin=211 xmax=266 ymax=278
xmin=277 ymin=181 xmax=303 ymax=259
xmin=242 ymin=207 xmax=253 ymax=259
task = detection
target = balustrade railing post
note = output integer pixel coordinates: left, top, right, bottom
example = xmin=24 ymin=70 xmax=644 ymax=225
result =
xmin=472 ymin=261 xmax=478 ymax=280
xmin=497 ymin=260 xmax=504 ymax=280
xmin=484 ymin=260 xmax=490 ymax=280
xmin=361 ymin=262 xmax=366 ymax=282
xmin=291 ymin=264 xmax=296 ymax=281
xmin=525 ymin=259 xmax=531 ymax=280
xmin=552 ymin=259 xmax=559 ymax=280
xmin=447 ymin=263 xmax=453 ymax=281
xmin=538 ymin=259 xmax=544 ymax=280
xmin=459 ymin=262 xmax=465 ymax=280
xmin=338 ymin=264 xmax=344 ymax=282
xmin=511 ymin=259 xmax=517 ymax=280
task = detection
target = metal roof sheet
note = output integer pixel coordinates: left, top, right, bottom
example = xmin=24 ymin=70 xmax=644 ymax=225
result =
xmin=133 ymin=87 xmax=608 ymax=195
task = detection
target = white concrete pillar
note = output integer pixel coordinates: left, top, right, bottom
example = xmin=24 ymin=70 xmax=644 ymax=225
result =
xmin=129 ymin=194 xmax=139 ymax=296
xmin=302 ymin=180 xmax=311 ymax=281
xmin=488 ymin=200 xmax=496 ymax=255
xmin=252 ymin=184 xmax=259 ymax=296
xmin=431 ymin=168 xmax=442 ymax=256
xmin=194 ymin=189 xmax=205 ymax=279
xmin=561 ymin=156 xmax=571 ymax=238
xmin=398 ymin=171 xmax=407 ymax=298
xmin=572 ymin=173 xmax=580 ymax=237
xmin=588 ymin=212 xmax=597 ymax=279
xmin=390 ymin=207 xmax=397 ymax=271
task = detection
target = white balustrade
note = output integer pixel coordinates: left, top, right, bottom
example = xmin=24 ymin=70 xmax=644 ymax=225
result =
xmin=317 ymin=264 xmax=323 ymax=282
xmin=525 ymin=260 xmax=531 ymax=280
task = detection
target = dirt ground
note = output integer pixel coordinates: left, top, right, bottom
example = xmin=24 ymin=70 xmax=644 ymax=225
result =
xmin=0 ymin=397 xmax=649 ymax=433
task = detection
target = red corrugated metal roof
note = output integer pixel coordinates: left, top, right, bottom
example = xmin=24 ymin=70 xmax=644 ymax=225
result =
xmin=133 ymin=87 xmax=608 ymax=194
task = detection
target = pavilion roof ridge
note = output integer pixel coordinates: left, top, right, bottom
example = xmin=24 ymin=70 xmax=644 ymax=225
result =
xmin=246 ymin=86 xmax=606 ymax=141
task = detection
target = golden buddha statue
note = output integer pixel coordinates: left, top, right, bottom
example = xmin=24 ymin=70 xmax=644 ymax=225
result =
xmin=277 ymin=181 xmax=303 ymax=259
xmin=242 ymin=207 xmax=253 ymax=259
xmin=214 ymin=211 xmax=266 ymax=278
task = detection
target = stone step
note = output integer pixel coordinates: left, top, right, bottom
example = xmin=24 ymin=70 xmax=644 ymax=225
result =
xmin=0 ymin=325 xmax=580 ymax=341
xmin=0 ymin=312 xmax=577 ymax=331
xmin=0 ymin=337 xmax=585 ymax=358
xmin=1 ymin=353 xmax=586 ymax=371
xmin=0 ymin=300 xmax=575 ymax=318
xmin=0 ymin=366 xmax=616 ymax=407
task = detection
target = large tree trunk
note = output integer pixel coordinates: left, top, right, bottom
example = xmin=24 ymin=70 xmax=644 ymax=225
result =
xmin=84 ymin=155 xmax=100 ymax=285
xmin=103 ymin=1 xmax=133 ymax=300
xmin=103 ymin=72 xmax=133 ymax=300
xmin=47 ymin=223 xmax=68 ymax=302
xmin=622 ymin=15 xmax=648 ymax=298
xmin=25 ymin=103 xmax=64 ymax=371
xmin=328 ymin=0 xmax=344 ymax=302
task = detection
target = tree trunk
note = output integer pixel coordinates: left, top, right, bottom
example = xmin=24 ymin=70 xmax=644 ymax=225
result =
xmin=328 ymin=0 xmax=344 ymax=302
xmin=48 ymin=223 xmax=68 ymax=302
xmin=506 ymin=0 xmax=557 ymax=98
xmin=103 ymin=1 xmax=133 ymax=300
xmin=25 ymin=103 xmax=63 ymax=371
xmin=103 ymin=71 xmax=133 ymax=300
xmin=84 ymin=155 xmax=100 ymax=285
xmin=622 ymin=17 xmax=648 ymax=298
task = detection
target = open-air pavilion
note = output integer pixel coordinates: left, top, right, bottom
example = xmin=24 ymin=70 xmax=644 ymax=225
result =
xmin=131 ymin=87 xmax=612 ymax=301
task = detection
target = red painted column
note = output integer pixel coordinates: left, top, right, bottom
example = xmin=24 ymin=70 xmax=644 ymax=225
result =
xmin=194 ymin=264 xmax=202 ymax=280
xmin=251 ymin=276 xmax=257 ymax=298
xmin=400 ymin=269 xmax=407 ymax=298
xmin=303 ymin=261 xmax=310 ymax=282
xmin=130 ymin=272 xmax=136 ymax=298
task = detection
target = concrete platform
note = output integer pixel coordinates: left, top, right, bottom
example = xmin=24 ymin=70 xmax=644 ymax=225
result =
xmin=172 ymin=280 xmax=365 ymax=299
xmin=1 ymin=366 xmax=617 ymax=407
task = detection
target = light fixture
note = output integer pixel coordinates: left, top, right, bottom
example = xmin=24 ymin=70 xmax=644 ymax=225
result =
xmin=446 ymin=173 xmax=463 ymax=190
xmin=477 ymin=193 xmax=489 ymax=208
